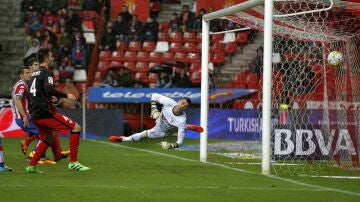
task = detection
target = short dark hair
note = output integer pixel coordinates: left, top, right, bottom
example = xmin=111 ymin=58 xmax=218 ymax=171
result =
xmin=36 ymin=48 xmax=51 ymax=63
xmin=182 ymin=97 xmax=192 ymax=105
xmin=17 ymin=66 xmax=30 ymax=76
xmin=27 ymin=57 xmax=39 ymax=66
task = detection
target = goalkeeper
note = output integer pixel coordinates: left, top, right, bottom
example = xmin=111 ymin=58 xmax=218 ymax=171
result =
xmin=109 ymin=93 xmax=191 ymax=150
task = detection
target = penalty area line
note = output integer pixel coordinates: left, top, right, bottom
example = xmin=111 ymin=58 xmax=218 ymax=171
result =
xmin=89 ymin=139 xmax=360 ymax=197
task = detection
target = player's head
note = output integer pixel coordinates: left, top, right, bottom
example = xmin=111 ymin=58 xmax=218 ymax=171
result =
xmin=18 ymin=66 xmax=32 ymax=82
xmin=36 ymin=48 xmax=54 ymax=67
xmin=177 ymin=97 xmax=191 ymax=112
xmin=27 ymin=57 xmax=39 ymax=72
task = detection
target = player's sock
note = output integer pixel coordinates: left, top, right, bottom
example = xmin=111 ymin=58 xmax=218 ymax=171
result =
xmin=123 ymin=131 xmax=147 ymax=141
xmin=25 ymin=135 xmax=37 ymax=145
xmin=69 ymin=132 xmax=80 ymax=162
xmin=29 ymin=140 xmax=49 ymax=166
xmin=51 ymin=133 xmax=62 ymax=159
xmin=0 ymin=139 xmax=4 ymax=168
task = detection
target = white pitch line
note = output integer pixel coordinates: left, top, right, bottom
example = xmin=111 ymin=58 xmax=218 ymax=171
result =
xmin=89 ymin=139 xmax=360 ymax=197
xmin=0 ymin=184 xmax=325 ymax=192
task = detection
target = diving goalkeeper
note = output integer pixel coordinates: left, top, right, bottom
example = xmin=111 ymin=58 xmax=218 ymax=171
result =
xmin=109 ymin=93 xmax=197 ymax=149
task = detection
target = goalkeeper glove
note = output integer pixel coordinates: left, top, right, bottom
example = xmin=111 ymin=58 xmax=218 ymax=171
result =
xmin=150 ymin=102 xmax=160 ymax=119
xmin=161 ymin=141 xmax=179 ymax=150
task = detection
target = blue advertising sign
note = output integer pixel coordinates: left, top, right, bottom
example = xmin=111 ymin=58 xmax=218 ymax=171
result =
xmin=88 ymin=88 xmax=257 ymax=104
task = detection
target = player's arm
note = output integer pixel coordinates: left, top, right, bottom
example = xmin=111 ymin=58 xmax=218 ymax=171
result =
xmin=14 ymin=95 xmax=29 ymax=127
xmin=161 ymin=126 xmax=186 ymax=150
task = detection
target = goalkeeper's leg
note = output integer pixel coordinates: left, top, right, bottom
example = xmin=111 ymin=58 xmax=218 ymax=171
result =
xmin=122 ymin=130 xmax=148 ymax=142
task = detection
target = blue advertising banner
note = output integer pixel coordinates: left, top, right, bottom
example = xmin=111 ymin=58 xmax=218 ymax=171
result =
xmin=88 ymin=88 xmax=257 ymax=104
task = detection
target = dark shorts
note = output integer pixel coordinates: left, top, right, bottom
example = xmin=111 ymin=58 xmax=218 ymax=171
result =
xmin=32 ymin=113 xmax=76 ymax=140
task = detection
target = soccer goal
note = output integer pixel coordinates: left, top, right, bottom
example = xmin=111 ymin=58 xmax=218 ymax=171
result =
xmin=200 ymin=0 xmax=360 ymax=177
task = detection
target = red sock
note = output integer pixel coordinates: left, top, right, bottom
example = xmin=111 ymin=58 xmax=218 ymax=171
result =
xmin=29 ymin=141 xmax=49 ymax=166
xmin=25 ymin=135 xmax=37 ymax=145
xmin=69 ymin=132 xmax=80 ymax=162
xmin=51 ymin=133 xmax=62 ymax=159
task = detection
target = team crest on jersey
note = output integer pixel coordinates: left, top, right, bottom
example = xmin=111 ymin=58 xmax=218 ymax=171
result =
xmin=48 ymin=76 xmax=54 ymax=84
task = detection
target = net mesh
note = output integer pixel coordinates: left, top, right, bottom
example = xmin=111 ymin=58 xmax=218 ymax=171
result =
xmin=206 ymin=0 xmax=360 ymax=176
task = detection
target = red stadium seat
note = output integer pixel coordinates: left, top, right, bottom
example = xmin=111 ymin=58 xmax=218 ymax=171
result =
xmin=174 ymin=52 xmax=187 ymax=64
xmin=135 ymin=62 xmax=149 ymax=73
xmin=97 ymin=61 xmax=110 ymax=71
xmin=169 ymin=32 xmax=183 ymax=43
xmin=128 ymin=41 xmax=142 ymax=52
xmin=190 ymin=70 xmax=201 ymax=84
xmin=111 ymin=51 xmax=125 ymax=62
xmin=210 ymin=52 xmax=225 ymax=65
xmin=236 ymin=31 xmax=249 ymax=45
xmin=187 ymin=52 xmax=200 ymax=64
xmin=211 ymin=42 xmax=225 ymax=53
xmin=149 ymin=61 xmax=161 ymax=69
xmin=148 ymin=72 xmax=158 ymax=83
xmin=211 ymin=34 xmax=224 ymax=44
xmin=233 ymin=72 xmax=247 ymax=88
xmin=183 ymin=42 xmax=197 ymax=53
xmin=109 ymin=61 xmax=123 ymax=68
xmin=196 ymin=32 xmax=202 ymax=43
xmin=183 ymin=32 xmax=196 ymax=43
xmin=136 ymin=51 xmax=150 ymax=62
xmin=116 ymin=41 xmax=128 ymax=51
xmin=124 ymin=51 xmax=137 ymax=62
xmin=150 ymin=1 xmax=161 ymax=13
xmin=123 ymin=61 xmax=136 ymax=71
xmin=158 ymin=22 xmax=169 ymax=33
xmin=169 ymin=42 xmax=183 ymax=52
xmin=142 ymin=41 xmax=156 ymax=52
xmin=189 ymin=62 xmax=201 ymax=73
xmin=134 ymin=72 xmax=149 ymax=83
xmin=157 ymin=32 xmax=169 ymax=41
xmin=224 ymin=42 xmax=237 ymax=55
xmin=162 ymin=52 xmax=175 ymax=61
xmin=149 ymin=51 xmax=163 ymax=63
xmin=196 ymin=43 xmax=202 ymax=53
xmin=98 ymin=50 xmax=112 ymax=62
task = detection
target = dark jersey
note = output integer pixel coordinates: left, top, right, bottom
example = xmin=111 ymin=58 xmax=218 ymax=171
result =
xmin=27 ymin=66 xmax=67 ymax=119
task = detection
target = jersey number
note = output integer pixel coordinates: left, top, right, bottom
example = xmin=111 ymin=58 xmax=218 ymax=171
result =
xmin=30 ymin=78 xmax=37 ymax=96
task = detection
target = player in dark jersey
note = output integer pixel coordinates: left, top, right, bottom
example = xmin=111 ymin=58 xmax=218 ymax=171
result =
xmin=26 ymin=48 xmax=90 ymax=173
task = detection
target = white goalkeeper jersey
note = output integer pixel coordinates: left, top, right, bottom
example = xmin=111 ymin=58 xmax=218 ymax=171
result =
xmin=151 ymin=93 xmax=187 ymax=145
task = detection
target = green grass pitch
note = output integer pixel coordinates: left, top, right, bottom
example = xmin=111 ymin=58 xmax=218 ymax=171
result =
xmin=1 ymin=137 xmax=359 ymax=202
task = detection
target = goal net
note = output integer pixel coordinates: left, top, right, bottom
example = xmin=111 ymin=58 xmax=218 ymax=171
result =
xmin=201 ymin=0 xmax=360 ymax=176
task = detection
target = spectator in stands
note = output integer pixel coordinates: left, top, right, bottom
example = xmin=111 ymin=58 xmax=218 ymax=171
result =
xmin=248 ymin=46 xmax=263 ymax=75
xmin=66 ymin=9 xmax=82 ymax=32
xmin=128 ymin=15 xmax=143 ymax=41
xmin=42 ymin=0 xmax=58 ymax=13
xmin=193 ymin=8 xmax=206 ymax=32
xmin=60 ymin=79 xmax=80 ymax=109
xmin=59 ymin=43 xmax=72 ymax=61
xmin=118 ymin=4 xmax=133 ymax=23
xmin=208 ymin=6 xmax=222 ymax=32
xmin=101 ymin=74 xmax=119 ymax=88
xmin=58 ymin=56 xmax=75 ymax=80
xmin=46 ymin=41 xmax=60 ymax=67
xmin=71 ymin=43 xmax=87 ymax=68
xmin=24 ymin=38 xmax=40 ymax=58
xmin=28 ymin=16 xmax=43 ymax=34
xmin=142 ymin=16 xmax=159 ymax=42
xmin=117 ymin=67 xmax=134 ymax=87
xmin=157 ymin=71 xmax=173 ymax=88
xmin=81 ymin=0 xmax=100 ymax=12
xmin=58 ymin=17 xmax=71 ymax=34
xmin=99 ymin=27 xmax=117 ymax=51
xmin=168 ymin=12 xmax=181 ymax=33
xmin=40 ymin=29 xmax=57 ymax=49
xmin=172 ymin=68 xmax=192 ymax=88
xmin=72 ymin=28 xmax=86 ymax=47
xmin=112 ymin=15 xmax=130 ymax=42
xmin=58 ymin=30 xmax=72 ymax=49
xmin=43 ymin=15 xmax=60 ymax=34
xmin=18 ymin=0 xmax=40 ymax=27
xmin=68 ymin=0 xmax=82 ymax=11
xmin=178 ymin=4 xmax=195 ymax=32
